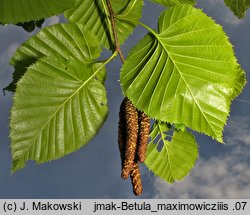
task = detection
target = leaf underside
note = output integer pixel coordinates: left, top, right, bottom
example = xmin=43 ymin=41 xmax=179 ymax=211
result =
xmin=121 ymin=5 xmax=246 ymax=142
xmin=64 ymin=0 xmax=144 ymax=49
xmin=151 ymin=0 xmax=196 ymax=7
xmin=145 ymin=121 xmax=198 ymax=183
xmin=0 ymin=0 xmax=75 ymax=24
xmin=224 ymin=0 xmax=250 ymax=19
xmin=7 ymin=23 xmax=100 ymax=92
xmin=11 ymin=57 xmax=108 ymax=172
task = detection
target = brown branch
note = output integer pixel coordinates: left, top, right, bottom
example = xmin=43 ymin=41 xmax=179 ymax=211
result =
xmin=107 ymin=0 xmax=147 ymax=196
xmin=106 ymin=0 xmax=125 ymax=63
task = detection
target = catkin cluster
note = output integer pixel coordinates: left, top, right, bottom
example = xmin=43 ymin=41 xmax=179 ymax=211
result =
xmin=118 ymin=97 xmax=150 ymax=196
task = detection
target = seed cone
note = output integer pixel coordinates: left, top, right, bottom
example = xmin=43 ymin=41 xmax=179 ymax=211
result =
xmin=130 ymin=162 xmax=143 ymax=196
xmin=137 ymin=111 xmax=150 ymax=163
xmin=121 ymin=98 xmax=139 ymax=179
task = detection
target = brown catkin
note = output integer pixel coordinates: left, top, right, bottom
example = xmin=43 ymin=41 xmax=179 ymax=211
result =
xmin=121 ymin=98 xmax=139 ymax=179
xmin=118 ymin=99 xmax=126 ymax=166
xmin=137 ymin=111 xmax=150 ymax=163
xmin=130 ymin=162 xmax=143 ymax=196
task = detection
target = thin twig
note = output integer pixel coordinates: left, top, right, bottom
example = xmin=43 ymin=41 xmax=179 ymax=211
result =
xmin=106 ymin=0 xmax=125 ymax=63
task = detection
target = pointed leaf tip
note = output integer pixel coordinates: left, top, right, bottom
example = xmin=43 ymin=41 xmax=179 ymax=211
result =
xmin=224 ymin=0 xmax=250 ymax=19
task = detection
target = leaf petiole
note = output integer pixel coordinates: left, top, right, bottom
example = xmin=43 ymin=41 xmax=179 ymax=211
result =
xmin=115 ymin=16 xmax=158 ymax=37
xmin=91 ymin=51 xmax=118 ymax=79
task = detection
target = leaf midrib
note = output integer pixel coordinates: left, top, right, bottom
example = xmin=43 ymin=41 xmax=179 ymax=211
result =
xmin=117 ymin=14 xmax=221 ymax=139
xmin=117 ymin=0 xmax=137 ymax=17
xmin=158 ymin=123 xmax=174 ymax=182
xmin=151 ymin=31 xmax=218 ymax=138
xmin=15 ymin=58 xmax=111 ymax=158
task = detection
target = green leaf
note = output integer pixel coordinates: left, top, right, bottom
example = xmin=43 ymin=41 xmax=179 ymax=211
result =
xmin=0 ymin=0 xmax=76 ymax=24
xmin=11 ymin=56 xmax=108 ymax=172
xmin=145 ymin=121 xmax=198 ymax=183
xmin=6 ymin=23 xmax=101 ymax=92
xmin=151 ymin=0 xmax=196 ymax=7
xmin=224 ymin=0 xmax=250 ymax=19
xmin=11 ymin=23 xmax=101 ymax=65
xmin=120 ymin=5 xmax=246 ymax=142
xmin=232 ymin=65 xmax=246 ymax=99
xmin=174 ymin=123 xmax=186 ymax=131
xmin=64 ymin=0 xmax=143 ymax=49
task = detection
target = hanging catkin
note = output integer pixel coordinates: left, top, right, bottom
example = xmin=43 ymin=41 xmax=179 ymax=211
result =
xmin=137 ymin=111 xmax=150 ymax=163
xmin=118 ymin=98 xmax=126 ymax=167
xmin=118 ymin=97 xmax=145 ymax=196
xmin=130 ymin=162 xmax=143 ymax=196
xmin=121 ymin=98 xmax=139 ymax=179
